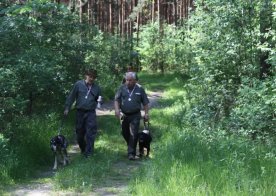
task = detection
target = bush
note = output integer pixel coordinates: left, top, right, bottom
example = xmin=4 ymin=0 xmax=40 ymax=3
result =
xmin=0 ymin=134 xmax=15 ymax=185
xmin=2 ymin=113 xmax=70 ymax=181
xmin=230 ymin=77 xmax=276 ymax=141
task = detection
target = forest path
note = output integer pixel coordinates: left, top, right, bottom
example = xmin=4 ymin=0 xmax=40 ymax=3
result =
xmin=5 ymin=91 xmax=163 ymax=196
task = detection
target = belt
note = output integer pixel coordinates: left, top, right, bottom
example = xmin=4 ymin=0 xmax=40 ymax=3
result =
xmin=77 ymin=109 xmax=95 ymax=112
xmin=123 ymin=111 xmax=140 ymax=116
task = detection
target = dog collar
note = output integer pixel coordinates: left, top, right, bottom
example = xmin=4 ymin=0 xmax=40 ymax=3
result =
xmin=142 ymin=130 xmax=149 ymax=134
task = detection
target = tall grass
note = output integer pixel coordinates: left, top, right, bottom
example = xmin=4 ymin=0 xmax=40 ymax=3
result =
xmin=130 ymin=73 xmax=276 ymax=195
xmin=53 ymin=114 xmax=126 ymax=192
xmin=0 ymin=113 xmax=72 ymax=185
xmin=0 ymin=133 xmax=15 ymax=185
xmin=1 ymin=72 xmax=275 ymax=195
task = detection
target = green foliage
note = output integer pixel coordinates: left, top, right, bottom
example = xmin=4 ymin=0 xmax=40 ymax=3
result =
xmin=0 ymin=0 xmax=275 ymax=193
xmin=0 ymin=134 xmax=15 ymax=185
xmin=0 ymin=1 xmax=81 ymax=125
xmin=53 ymin=115 xmax=124 ymax=192
xmin=134 ymin=22 xmax=160 ymax=71
xmin=180 ymin=0 xmax=276 ymax=137
xmin=230 ymin=77 xmax=276 ymax=141
xmin=132 ymin=128 xmax=276 ymax=195
xmin=134 ymin=21 xmax=190 ymax=73
xmin=85 ymin=34 xmax=134 ymax=99
xmin=4 ymin=113 xmax=70 ymax=180
xmin=130 ymin=73 xmax=276 ymax=195
xmin=0 ymin=112 xmax=71 ymax=184
xmin=0 ymin=0 xmax=137 ymax=128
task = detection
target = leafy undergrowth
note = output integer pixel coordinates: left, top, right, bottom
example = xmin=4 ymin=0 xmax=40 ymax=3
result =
xmin=1 ymin=72 xmax=275 ymax=195
xmin=53 ymin=114 xmax=129 ymax=193
xmin=129 ymin=74 xmax=276 ymax=195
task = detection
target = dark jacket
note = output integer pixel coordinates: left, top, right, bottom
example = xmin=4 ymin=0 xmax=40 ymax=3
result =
xmin=115 ymin=83 xmax=149 ymax=114
xmin=65 ymin=80 xmax=101 ymax=111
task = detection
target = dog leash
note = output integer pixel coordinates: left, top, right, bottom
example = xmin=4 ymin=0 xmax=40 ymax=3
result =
xmin=143 ymin=118 xmax=150 ymax=130
xmin=119 ymin=112 xmax=124 ymax=125
xmin=58 ymin=115 xmax=67 ymax=135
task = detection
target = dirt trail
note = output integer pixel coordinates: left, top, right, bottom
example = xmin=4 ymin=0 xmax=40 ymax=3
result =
xmin=5 ymin=91 xmax=163 ymax=196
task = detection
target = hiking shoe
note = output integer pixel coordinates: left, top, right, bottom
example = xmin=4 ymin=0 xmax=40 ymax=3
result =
xmin=81 ymin=148 xmax=85 ymax=155
xmin=128 ymin=155 xmax=135 ymax=160
xmin=84 ymin=153 xmax=92 ymax=158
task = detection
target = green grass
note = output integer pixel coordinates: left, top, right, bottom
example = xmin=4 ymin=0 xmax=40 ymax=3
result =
xmin=1 ymin=72 xmax=275 ymax=195
xmin=128 ymin=72 xmax=276 ymax=195
xmin=52 ymin=114 xmax=127 ymax=192
xmin=0 ymin=113 xmax=71 ymax=182
xmin=138 ymin=72 xmax=187 ymax=92
xmin=131 ymin=127 xmax=276 ymax=195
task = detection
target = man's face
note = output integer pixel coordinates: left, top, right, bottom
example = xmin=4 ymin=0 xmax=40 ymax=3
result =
xmin=126 ymin=76 xmax=136 ymax=88
xmin=85 ymin=75 xmax=95 ymax=84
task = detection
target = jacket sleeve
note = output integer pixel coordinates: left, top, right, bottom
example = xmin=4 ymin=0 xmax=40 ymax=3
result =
xmin=141 ymin=87 xmax=149 ymax=106
xmin=65 ymin=83 xmax=78 ymax=110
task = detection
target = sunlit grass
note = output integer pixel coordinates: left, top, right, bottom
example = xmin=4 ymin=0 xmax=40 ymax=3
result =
xmin=1 ymin=72 xmax=275 ymax=195
xmin=129 ymin=73 xmax=276 ymax=195
xmin=131 ymin=113 xmax=276 ymax=195
xmin=53 ymin=113 xmax=126 ymax=192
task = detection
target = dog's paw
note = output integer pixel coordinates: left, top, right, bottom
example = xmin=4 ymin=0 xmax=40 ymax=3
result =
xmin=63 ymin=158 xmax=69 ymax=166
xmin=145 ymin=153 xmax=151 ymax=159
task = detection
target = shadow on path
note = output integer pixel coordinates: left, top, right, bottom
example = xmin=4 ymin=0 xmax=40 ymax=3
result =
xmin=4 ymin=91 xmax=162 ymax=196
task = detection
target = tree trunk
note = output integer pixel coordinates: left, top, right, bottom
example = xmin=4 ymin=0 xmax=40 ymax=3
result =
xmin=136 ymin=9 xmax=140 ymax=46
xmin=27 ymin=92 xmax=33 ymax=115
xmin=174 ymin=0 xmax=177 ymax=26
xmin=152 ymin=0 xmax=155 ymax=23
xmin=109 ymin=1 xmax=113 ymax=33
xmin=87 ymin=0 xmax=91 ymax=24
xmin=79 ymin=0 xmax=82 ymax=23
xmin=158 ymin=0 xmax=164 ymax=73
xmin=259 ymin=0 xmax=272 ymax=79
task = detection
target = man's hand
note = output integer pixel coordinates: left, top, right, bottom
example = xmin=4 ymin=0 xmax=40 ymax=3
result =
xmin=115 ymin=110 xmax=121 ymax=119
xmin=114 ymin=101 xmax=121 ymax=119
xmin=144 ymin=113 xmax=149 ymax=121
xmin=64 ymin=109 xmax=69 ymax=116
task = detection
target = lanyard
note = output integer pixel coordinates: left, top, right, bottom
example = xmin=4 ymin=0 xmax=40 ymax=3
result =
xmin=127 ymin=84 xmax=136 ymax=101
xmin=85 ymin=83 xmax=92 ymax=99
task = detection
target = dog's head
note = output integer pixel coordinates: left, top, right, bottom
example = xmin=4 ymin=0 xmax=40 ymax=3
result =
xmin=50 ymin=135 xmax=67 ymax=152
xmin=139 ymin=130 xmax=152 ymax=143
xmin=142 ymin=129 xmax=150 ymax=135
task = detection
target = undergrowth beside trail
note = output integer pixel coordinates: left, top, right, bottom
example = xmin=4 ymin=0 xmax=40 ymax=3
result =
xmin=0 ymin=113 xmax=72 ymax=185
xmin=129 ymin=73 xmax=276 ymax=195
xmin=1 ymin=72 xmax=275 ymax=195
xmin=52 ymin=114 xmax=126 ymax=193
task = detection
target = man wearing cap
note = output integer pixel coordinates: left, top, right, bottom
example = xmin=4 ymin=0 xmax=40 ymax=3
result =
xmin=114 ymin=72 xmax=149 ymax=160
xmin=64 ymin=69 xmax=101 ymax=158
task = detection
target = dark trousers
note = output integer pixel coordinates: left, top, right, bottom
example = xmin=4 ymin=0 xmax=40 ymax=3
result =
xmin=76 ymin=110 xmax=97 ymax=156
xmin=121 ymin=114 xmax=141 ymax=156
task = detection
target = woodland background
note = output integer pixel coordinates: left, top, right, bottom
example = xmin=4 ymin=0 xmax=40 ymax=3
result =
xmin=0 ymin=0 xmax=275 ymax=194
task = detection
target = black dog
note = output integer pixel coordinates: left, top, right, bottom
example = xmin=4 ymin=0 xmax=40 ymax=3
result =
xmin=50 ymin=135 xmax=69 ymax=170
xmin=138 ymin=129 xmax=152 ymax=157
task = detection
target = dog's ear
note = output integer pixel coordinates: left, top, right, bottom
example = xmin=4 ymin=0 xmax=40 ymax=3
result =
xmin=50 ymin=138 xmax=55 ymax=145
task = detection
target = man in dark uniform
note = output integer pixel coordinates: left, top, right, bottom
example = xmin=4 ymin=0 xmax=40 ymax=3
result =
xmin=114 ymin=72 xmax=149 ymax=160
xmin=64 ymin=69 xmax=101 ymax=158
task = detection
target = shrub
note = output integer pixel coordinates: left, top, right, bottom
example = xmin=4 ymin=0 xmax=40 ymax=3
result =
xmin=0 ymin=134 xmax=15 ymax=185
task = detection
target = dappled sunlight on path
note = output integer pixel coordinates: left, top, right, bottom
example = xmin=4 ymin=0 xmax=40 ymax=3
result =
xmin=5 ymin=90 xmax=162 ymax=196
